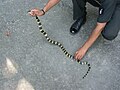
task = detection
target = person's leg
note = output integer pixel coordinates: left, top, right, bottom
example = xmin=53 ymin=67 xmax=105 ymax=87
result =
xmin=102 ymin=5 xmax=120 ymax=40
xmin=72 ymin=0 xmax=87 ymax=20
xmin=71 ymin=0 xmax=87 ymax=34
xmin=87 ymin=0 xmax=101 ymax=7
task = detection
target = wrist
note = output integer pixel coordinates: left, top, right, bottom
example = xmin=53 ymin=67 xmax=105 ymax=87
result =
xmin=41 ymin=9 xmax=45 ymax=15
xmin=81 ymin=44 xmax=89 ymax=52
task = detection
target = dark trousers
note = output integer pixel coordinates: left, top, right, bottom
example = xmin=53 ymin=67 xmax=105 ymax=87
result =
xmin=72 ymin=0 xmax=100 ymax=20
xmin=72 ymin=0 xmax=120 ymax=40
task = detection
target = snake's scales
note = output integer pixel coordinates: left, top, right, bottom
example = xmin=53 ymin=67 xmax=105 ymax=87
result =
xmin=35 ymin=16 xmax=91 ymax=79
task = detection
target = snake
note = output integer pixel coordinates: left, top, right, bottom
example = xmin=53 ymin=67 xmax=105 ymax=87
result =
xmin=34 ymin=16 xmax=91 ymax=79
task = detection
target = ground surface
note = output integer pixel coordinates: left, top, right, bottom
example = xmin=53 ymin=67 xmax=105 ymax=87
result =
xmin=0 ymin=0 xmax=120 ymax=90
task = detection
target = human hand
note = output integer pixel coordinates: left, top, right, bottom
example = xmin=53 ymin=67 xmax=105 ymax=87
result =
xmin=74 ymin=47 xmax=88 ymax=61
xmin=28 ymin=8 xmax=45 ymax=16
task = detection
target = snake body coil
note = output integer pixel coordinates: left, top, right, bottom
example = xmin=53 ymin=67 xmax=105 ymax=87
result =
xmin=35 ymin=16 xmax=91 ymax=79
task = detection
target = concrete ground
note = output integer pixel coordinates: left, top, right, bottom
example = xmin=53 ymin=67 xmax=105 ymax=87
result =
xmin=0 ymin=0 xmax=120 ymax=90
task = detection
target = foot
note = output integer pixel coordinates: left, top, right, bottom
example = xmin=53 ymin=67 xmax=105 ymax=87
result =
xmin=70 ymin=16 xmax=86 ymax=34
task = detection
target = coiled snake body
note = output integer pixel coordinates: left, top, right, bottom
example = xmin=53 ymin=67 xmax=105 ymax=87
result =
xmin=35 ymin=16 xmax=91 ymax=79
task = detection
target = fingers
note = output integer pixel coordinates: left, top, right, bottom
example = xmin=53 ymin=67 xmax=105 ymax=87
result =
xmin=74 ymin=51 xmax=82 ymax=61
xmin=74 ymin=51 xmax=78 ymax=57
xmin=28 ymin=10 xmax=36 ymax=16
xmin=28 ymin=9 xmax=41 ymax=16
xmin=74 ymin=51 xmax=79 ymax=60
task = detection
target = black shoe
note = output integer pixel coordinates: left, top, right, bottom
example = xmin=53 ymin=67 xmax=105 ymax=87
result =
xmin=70 ymin=16 xmax=86 ymax=34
